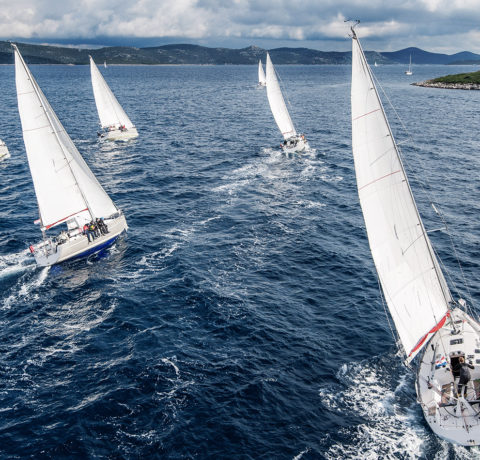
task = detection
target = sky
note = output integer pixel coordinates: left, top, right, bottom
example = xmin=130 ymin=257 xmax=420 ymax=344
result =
xmin=1 ymin=0 xmax=480 ymax=54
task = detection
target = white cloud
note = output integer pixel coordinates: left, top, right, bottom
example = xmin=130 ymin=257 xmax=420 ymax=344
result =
xmin=0 ymin=0 xmax=479 ymax=53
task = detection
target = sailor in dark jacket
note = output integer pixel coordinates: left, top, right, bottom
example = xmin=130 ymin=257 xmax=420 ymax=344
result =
xmin=455 ymin=356 xmax=474 ymax=398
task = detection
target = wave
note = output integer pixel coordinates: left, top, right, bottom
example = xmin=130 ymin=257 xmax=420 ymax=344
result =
xmin=319 ymin=357 xmax=426 ymax=459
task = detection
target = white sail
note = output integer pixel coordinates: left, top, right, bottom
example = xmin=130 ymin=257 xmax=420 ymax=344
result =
xmin=14 ymin=45 xmax=118 ymax=230
xmin=265 ymin=53 xmax=296 ymax=139
xmin=90 ymin=56 xmax=135 ymax=130
xmin=351 ymin=33 xmax=452 ymax=361
xmin=258 ymin=60 xmax=266 ymax=85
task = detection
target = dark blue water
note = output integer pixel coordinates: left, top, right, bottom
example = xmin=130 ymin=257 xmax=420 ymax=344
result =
xmin=0 ymin=62 xmax=479 ymax=458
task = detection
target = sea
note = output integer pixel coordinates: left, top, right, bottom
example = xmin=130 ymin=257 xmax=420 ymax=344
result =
xmin=0 ymin=60 xmax=479 ymax=459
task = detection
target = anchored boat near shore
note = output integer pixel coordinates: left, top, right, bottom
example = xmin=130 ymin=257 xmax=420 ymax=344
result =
xmin=350 ymin=24 xmax=480 ymax=446
xmin=89 ymin=56 xmax=138 ymax=141
xmin=13 ymin=44 xmax=128 ymax=267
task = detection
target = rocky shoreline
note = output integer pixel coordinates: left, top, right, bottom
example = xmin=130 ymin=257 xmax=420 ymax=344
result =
xmin=412 ymin=81 xmax=480 ymax=90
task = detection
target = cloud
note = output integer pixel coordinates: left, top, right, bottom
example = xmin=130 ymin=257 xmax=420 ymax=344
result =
xmin=0 ymin=0 xmax=479 ymax=52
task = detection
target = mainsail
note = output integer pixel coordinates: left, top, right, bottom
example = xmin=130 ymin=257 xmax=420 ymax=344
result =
xmin=265 ymin=53 xmax=296 ymax=139
xmin=14 ymin=45 xmax=118 ymax=230
xmin=89 ymin=56 xmax=135 ymax=130
xmin=258 ymin=60 xmax=266 ymax=85
xmin=350 ymin=31 xmax=452 ymax=362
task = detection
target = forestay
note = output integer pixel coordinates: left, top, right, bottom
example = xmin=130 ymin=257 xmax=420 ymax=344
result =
xmin=350 ymin=33 xmax=452 ymax=362
xmin=265 ymin=53 xmax=296 ymax=139
xmin=90 ymin=56 xmax=135 ymax=130
xmin=258 ymin=60 xmax=266 ymax=85
xmin=14 ymin=45 xmax=118 ymax=230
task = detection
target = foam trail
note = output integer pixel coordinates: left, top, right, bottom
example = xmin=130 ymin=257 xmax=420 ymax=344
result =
xmin=0 ymin=250 xmax=33 ymax=280
xmin=320 ymin=359 xmax=426 ymax=459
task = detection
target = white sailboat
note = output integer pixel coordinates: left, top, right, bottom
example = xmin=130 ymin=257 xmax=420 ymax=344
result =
xmin=265 ymin=52 xmax=308 ymax=153
xmin=0 ymin=139 xmax=10 ymax=160
xmin=258 ymin=59 xmax=266 ymax=86
xmin=104 ymin=60 xmax=107 ymax=69
xmin=351 ymin=24 xmax=480 ymax=446
xmin=405 ymin=54 xmax=413 ymax=75
xmin=13 ymin=44 xmax=128 ymax=267
xmin=89 ymin=56 xmax=138 ymax=141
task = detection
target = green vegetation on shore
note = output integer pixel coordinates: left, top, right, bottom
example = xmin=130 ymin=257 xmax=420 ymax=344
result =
xmin=430 ymin=70 xmax=480 ymax=84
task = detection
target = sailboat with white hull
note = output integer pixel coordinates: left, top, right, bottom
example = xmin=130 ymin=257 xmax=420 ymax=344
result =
xmin=258 ymin=59 xmax=266 ymax=87
xmin=89 ymin=56 xmax=138 ymax=141
xmin=405 ymin=54 xmax=413 ymax=76
xmin=350 ymin=24 xmax=480 ymax=446
xmin=265 ymin=53 xmax=308 ymax=153
xmin=13 ymin=44 xmax=128 ymax=267
xmin=0 ymin=139 xmax=10 ymax=160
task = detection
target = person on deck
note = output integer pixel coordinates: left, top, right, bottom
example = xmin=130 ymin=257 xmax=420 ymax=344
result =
xmin=455 ymin=356 xmax=474 ymax=398
xmin=84 ymin=223 xmax=93 ymax=243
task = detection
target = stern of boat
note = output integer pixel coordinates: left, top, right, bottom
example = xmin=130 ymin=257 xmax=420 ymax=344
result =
xmin=417 ymin=308 xmax=480 ymax=445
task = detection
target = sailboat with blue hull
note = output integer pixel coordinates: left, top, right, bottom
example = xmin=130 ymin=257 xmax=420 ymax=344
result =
xmin=13 ymin=44 xmax=128 ymax=267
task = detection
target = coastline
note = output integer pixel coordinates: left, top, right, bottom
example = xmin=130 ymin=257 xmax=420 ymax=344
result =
xmin=412 ymin=81 xmax=480 ymax=90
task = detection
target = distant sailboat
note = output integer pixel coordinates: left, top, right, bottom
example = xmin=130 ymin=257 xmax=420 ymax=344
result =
xmin=351 ymin=23 xmax=480 ymax=446
xmin=405 ymin=54 xmax=413 ymax=75
xmin=265 ymin=52 xmax=308 ymax=153
xmin=0 ymin=139 xmax=10 ymax=160
xmin=258 ymin=59 xmax=266 ymax=86
xmin=374 ymin=61 xmax=378 ymax=67
xmin=89 ymin=56 xmax=138 ymax=141
xmin=104 ymin=60 xmax=107 ymax=68
xmin=13 ymin=44 xmax=128 ymax=266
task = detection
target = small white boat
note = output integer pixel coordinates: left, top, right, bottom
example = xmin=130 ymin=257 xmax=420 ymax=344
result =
xmin=13 ymin=44 xmax=128 ymax=267
xmin=374 ymin=61 xmax=378 ymax=67
xmin=405 ymin=54 xmax=413 ymax=75
xmin=104 ymin=60 xmax=107 ymax=68
xmin=0 ymin=139 xmax=10 ymax=160
xmin=258 ymin=59 xmax=266 ymax=86
xmin=351 ymin=23 xmax=480 ymax=446
xmin=89 ymin=56 xmax=138 ymax=141
xmin=265 ymin=53 xmax=308 ymax=153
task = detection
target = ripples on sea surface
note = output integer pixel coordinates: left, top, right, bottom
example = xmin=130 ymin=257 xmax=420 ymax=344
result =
xmin=0 ymin=62 xmax=479 ymax=458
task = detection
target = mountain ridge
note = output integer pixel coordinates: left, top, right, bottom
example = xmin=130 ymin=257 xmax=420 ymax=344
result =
xmin=1 ymin=41 xmax=479 ymax=65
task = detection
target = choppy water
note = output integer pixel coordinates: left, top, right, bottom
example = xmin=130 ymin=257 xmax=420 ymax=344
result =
xmin=0 ymin=61 xmax=479 ymax=458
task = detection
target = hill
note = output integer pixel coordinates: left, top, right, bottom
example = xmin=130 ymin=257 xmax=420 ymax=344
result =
xmin=413 ymin=70 xmax=480 ymax=89
xmin=1 ymin=41 xmax=479 ymax=65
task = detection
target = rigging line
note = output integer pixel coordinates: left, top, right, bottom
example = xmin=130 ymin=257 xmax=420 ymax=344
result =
xmin=274 ymin=65 xmax=296 ymax=125
xmin=377 ymin=274 xmax=400 ymax=348
xmin=371 ymin=65 xmax=474 ymax=315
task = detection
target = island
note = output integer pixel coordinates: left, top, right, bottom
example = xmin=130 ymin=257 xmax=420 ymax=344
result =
xmin=413 ymin=70 xmax=480 ymax=90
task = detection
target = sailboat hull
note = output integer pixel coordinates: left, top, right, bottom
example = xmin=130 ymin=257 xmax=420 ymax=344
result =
xmin=0 ymin=144 xmax=10 ymax=160
xmin=32 ymin=214 xmax=128 ymax=266
xmin=417 ymin=308 xmax=480 ymax=446
xmin=101 ymin=127 xmax=138 ymax=141
xmin=281 ymin=135 xmax=308 ymax=153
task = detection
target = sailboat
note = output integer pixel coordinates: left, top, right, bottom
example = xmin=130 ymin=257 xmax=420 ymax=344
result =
xmin=374 ymin=61 xmax=378 ymax=67
xmin=0 ymin=139 xmax=10 ymax=160
xmin=13 ymin=44 xmax=128 ymax=267
xmin=265 ymin=52 xmax=307 ymax=153
xmin=89 ymin=56 xmax=138 ymax=141
xmin=258 ymin=59 xmax=266 ymax=86
xmin=405 ymin=54 xmax=413 ymax=75
xmin=351 ymin=24 xmax=480 ymax=446
xmin=104 ymin=60 xmax=107 ymax=68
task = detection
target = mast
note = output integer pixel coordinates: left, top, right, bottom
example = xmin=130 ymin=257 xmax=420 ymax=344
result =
xmin=350 ymin=25 xmax=452 ymax=361
xmin=265 ymin=53 xmax=296 ymax=139
xmin=14 ymin=45 xmax=119 ymax=230
xmin=13 ymin=44 xmax=95 ymax=224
